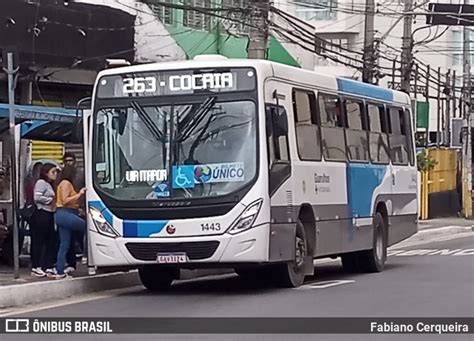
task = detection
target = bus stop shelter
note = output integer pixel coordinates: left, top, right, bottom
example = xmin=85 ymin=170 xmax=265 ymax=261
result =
xmin=0 ymin=103 xmax=81 ymax=279
xmin=0 ymin=103 xmax=78 ymax=140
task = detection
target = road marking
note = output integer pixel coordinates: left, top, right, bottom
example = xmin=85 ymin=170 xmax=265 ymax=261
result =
xmin=296 ymin=280 xmax=355 ymax=290
xmin=388 ymin=248 xmax=474 ymax=257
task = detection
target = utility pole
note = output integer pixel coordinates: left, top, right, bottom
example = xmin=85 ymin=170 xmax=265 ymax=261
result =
xmin=445 ymin=70 xmax=451 ymax=147
xmin=247 ymin=0 xmax=269 ymax=59
xmin=462 ymin=21 xmax=472 ymax=218
xmin=362 ymin=0 xmax=375 ymax=83
xmin=401 ymin=0 xmax=413 ymax=93
xmin=3 ymin=52 xmax=20 ymax=279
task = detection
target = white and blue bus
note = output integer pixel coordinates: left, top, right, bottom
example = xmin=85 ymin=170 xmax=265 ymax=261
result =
xmin=84 ymin=55 xmax=418 ymax=289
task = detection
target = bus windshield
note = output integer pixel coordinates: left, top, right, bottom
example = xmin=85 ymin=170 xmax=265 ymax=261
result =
xmin=93 ymin=98 xmax=257 ymax=201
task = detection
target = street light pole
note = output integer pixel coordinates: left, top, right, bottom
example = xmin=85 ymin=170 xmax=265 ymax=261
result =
xmin=401 ymin=0 xmax=413 ymax=94
xmin=462 ymin=23 xmax=473 ymax=218
xmin=4 ymin=52 xmax=20 ymax=278
xmin=247 ymin=0 xmax=269 ymax=59
xmin=362 ymin=0 xmax=375 ymax=83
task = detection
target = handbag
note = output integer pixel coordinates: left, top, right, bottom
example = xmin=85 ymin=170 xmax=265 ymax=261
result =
xmin=19 ymin=203 xmax=36 ymax=221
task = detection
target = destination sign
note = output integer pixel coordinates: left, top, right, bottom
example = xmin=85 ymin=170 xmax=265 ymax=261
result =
xmin=97 ymin=67 xmax=256 ymax=98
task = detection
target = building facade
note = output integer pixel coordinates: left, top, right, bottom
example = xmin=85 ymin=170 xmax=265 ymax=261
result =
xmin=273 ymin=0 xmax=469 ymax=142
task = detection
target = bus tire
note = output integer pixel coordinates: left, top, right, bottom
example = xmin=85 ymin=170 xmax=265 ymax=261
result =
xmin=138 ymin=265 xmax=175 ymax=291
xmin=359 ymin=212 xmax=388 ymax=273
xmin=341 ymin=252 xmax=361 ymax=273
xmin=274 ymin=219 xmax=307 ymax=288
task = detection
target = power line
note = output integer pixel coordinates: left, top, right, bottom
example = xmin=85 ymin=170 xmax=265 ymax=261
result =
xmin=271 ymin=7 xmax=364 ymax=56
xmin=414 ymin=26 xmax=450 ymax=46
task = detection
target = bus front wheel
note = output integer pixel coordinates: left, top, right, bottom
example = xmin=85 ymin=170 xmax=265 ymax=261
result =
xmin=274 ymin=219 xmax=307 ymax=288
xmin=138 ymin=265 xmax=176 ymax=291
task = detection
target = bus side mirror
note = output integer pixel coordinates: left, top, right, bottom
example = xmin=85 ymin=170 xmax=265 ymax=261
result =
xmin=273 ymin=108 xmax=288 ymax=137
xmin=112 ymin=114 xmax=127 ymax=135
xmin=71 ymin=118 xmax=83 ymax=143
xmin=266 ymin=106 xmax=288 ymax=137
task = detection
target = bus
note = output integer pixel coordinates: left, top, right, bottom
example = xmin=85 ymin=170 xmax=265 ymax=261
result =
xmin=84 ymin=55 xmax=418 ymax=290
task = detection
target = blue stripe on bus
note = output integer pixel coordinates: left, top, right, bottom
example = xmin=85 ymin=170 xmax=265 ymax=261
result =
xmin=337 ymin=78 xmax=394 ymax=102
xmin=346 ymin=163 xmax=388 ymax=218
xmin=88 ymin=200 xmax=113 ymax=226
xmin=89 ymin=200 xmax=168 ymax=237
xmin=123 ymin=220 xmax=168 ymax=238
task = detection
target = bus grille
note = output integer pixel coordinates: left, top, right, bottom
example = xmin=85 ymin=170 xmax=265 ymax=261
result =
xmin=125 ymin=241 xmax=220 ymax=261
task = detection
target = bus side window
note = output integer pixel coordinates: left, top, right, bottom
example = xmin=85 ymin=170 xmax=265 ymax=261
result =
xmin=344 ymin=98 xmax=368 ymax=162
xmin=319 ymin=93 xmax=346 ymax=161
xmin=388 ymin=107 xmax=409 ymax=165
xmin=292 ymin=89 xmax=321 ymax=161
xmin=367 ymin=103 xmax=390 ymax=164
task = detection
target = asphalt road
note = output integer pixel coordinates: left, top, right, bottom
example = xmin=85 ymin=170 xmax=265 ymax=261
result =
xmin=3 ymin=234 xmax=474 ymax=341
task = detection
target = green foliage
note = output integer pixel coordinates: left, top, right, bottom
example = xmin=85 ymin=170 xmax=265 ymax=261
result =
xmin=417 ymin=150 xmax=437 ymax=172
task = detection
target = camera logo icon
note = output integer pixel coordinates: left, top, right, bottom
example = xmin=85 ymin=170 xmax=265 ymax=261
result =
xmin=5 ymin=319 xmax=30 ymax=333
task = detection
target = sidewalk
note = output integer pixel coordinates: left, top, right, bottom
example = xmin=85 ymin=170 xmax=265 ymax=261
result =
xmin=0 ymin=258 xmax=93 ymax=287
xmin=418 ymin=217 xmax=474 ymax=230
xmin=0 ymin=256 xmax=231 ymax=309
xmin=1 ymin=217 xmax=473 ymax=309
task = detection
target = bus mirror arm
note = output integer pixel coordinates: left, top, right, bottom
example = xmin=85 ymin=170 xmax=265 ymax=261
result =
xmin=72 ymin=97 xmax=91 ymax=143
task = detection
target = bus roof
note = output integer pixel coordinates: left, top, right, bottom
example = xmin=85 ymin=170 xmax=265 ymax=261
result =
xmin=95 ymin=56 xmax=411 ymax=106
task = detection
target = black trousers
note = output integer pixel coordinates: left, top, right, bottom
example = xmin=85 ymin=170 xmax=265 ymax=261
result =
xmin=30 ymin=209 xmax=56 ymax=270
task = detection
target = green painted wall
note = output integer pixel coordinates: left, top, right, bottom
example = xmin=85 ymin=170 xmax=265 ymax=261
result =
xmin=168 ymin=26 xmax=299 ymax=66
xmin=146 ymin=0 xmax=299 ymax=67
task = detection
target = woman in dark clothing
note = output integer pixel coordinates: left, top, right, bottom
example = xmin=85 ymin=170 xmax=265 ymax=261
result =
xmin=31 ymin=163 xmax=58 ymax=277
xmin=24 ymin=162 xmax=43 ymax=271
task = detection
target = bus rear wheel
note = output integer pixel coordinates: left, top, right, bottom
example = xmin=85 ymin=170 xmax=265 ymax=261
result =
xmin=341 ymin=212 xmax=387 ymax=273
xmin=274 ymin=219 xmax=307 ymax=288
xmin=138 ymin=265 xmax=176 ymax=291
xmin=359 ymin=212 xmax=388 ymax=272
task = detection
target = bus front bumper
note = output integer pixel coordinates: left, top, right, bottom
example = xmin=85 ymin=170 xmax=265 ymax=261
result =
xmin=89 ymin=223 xmax=273 ymax=267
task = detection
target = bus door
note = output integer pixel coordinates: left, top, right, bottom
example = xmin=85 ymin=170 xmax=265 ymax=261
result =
xmin=387 ymin=106 xmax=417 ymax=216
xmin=341 ymin=101 xmax=393 ymax=252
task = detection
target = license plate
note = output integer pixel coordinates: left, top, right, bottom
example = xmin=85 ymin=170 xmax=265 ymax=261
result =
xmin=156 ymin=253 xmax=188 ymax=264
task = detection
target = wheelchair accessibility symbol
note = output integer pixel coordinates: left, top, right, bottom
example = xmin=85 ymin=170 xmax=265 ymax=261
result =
xmin=172 ymin=166 xmax=195 ymax=189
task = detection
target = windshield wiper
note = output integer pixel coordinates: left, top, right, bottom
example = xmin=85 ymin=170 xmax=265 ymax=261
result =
xmin=130 ymin=101 xmax=164 ymax=141
xmin=198 ymin=120 xmax=253 ymax=142
xmin=175 ymin=96 xmax=216 ymax=142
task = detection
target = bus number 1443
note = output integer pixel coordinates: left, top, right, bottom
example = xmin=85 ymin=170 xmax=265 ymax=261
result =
xmin=201 ymin=223 xmax=221 ymax=232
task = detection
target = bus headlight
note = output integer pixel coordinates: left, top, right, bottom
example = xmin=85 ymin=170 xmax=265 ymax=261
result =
xmin=228 ymin=199 xmax=263 ymax=235
xmin=89 ymin=207 xmax=119 ymax=238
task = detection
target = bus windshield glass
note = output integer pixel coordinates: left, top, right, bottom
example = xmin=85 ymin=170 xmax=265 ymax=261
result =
xmin=93 ymin=99 xmax=257 ymax=200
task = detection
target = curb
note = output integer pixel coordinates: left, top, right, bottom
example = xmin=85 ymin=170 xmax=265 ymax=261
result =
xmin=0 ymin=271 xmax=140 ymax=309
xmin=0 ymin=268 xmax=234 ymax=309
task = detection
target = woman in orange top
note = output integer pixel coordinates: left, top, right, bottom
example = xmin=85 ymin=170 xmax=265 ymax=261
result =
xmin=54 ymin=165 xmax=86 ymax=279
